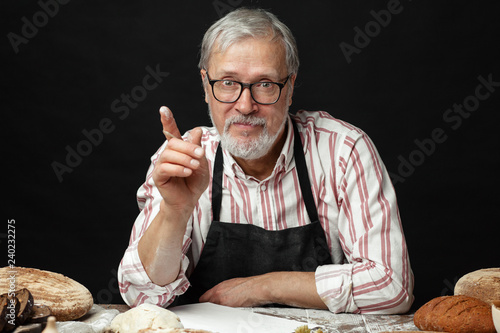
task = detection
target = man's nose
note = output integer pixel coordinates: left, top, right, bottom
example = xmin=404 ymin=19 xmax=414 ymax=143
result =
xmin=235 ymin=87 xmax=256 ymax=115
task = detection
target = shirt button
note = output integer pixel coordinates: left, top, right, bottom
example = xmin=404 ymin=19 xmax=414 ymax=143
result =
xmin=260 ymin=184 xmax=267 ymax=191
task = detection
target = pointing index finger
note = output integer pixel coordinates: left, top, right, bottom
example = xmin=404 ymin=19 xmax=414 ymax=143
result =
xmin=162 ymin=130 xmax=176 ymax=140
xmin=159 ymin=106 xmax=182 ymax=139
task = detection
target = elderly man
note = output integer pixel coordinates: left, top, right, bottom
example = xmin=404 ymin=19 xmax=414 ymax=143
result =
xmin=118 ymin=8 xmax=414 ymax=314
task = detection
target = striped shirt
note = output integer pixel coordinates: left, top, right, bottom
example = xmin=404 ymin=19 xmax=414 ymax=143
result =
xmin=118 ymin=110 xmax=414 ymax=314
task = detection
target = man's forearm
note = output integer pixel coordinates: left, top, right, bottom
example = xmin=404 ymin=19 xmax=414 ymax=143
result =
xmin=200 ymin=271 xmax=328 ymax=309
xmin=138 ymin=200 xmax=191 ymax=286
xmin=265 ymin=271 xmax=328 ymax=309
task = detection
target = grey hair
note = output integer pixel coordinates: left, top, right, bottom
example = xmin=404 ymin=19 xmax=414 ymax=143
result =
xmin=199 ymin=8 xmax=299 ymax=75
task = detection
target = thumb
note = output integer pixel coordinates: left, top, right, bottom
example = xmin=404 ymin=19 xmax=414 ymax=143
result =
xmin=187 ymin=127 xmax=203 ymax=147
xmin=159 ymin=106 xmax=182 ymax=139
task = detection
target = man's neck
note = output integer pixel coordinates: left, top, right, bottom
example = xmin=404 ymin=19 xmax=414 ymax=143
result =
xmin=232 ymin=128 xmax=287 ymax=181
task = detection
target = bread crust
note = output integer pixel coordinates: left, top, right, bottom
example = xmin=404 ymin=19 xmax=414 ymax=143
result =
xmin=454 ymin=268 xmax=500 ymax=305
xmin=414 ymin=295 xmax=495 ymax=333
xmin=0 ymin=267 xmax=93 ymax=321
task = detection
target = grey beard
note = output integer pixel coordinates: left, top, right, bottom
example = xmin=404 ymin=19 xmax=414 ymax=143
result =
xmin=209 ymin=111 xmax=288 ymax=160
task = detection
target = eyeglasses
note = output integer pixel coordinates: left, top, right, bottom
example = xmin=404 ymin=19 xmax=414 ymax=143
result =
xmin=205 ymin=71 xmax=291 ymax=105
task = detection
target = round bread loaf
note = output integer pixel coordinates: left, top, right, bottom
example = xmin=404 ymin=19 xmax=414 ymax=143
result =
xmin=454 ymin=268 xmax=500 ymax=305
xmin=0 ymin=267 xmax=93 ymax=321
xmin=414 ymin=295 xmax=495 ymax=333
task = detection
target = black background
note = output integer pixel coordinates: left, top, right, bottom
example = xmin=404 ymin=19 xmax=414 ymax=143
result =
xmin=2 ymin=0 xmax=499 ymax=310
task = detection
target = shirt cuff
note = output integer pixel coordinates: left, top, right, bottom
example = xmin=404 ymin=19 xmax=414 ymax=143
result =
xmin=315 ymin=264 xmax=359 ymax=313
xmin=119 ymin=240 xmax=191 ymax=307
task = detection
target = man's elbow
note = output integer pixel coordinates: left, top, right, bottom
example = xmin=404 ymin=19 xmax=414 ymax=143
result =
xmin=392 ymin=271 xmax=415 ymax=314
xmin=363 ymin=283 xmax=414 ymax=314
xmin=376 ymin=266 xmax=415 ymax=314
xmin=384 ymin=290 xmax=414 ymax=314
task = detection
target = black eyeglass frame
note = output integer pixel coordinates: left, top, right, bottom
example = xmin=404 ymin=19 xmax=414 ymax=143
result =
xmin=204 ymin=71 xmax=291 ymax=105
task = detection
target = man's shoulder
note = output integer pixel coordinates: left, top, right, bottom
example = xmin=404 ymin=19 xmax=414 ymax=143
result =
xmin=291 ymin=110 xmax=365 ymax=139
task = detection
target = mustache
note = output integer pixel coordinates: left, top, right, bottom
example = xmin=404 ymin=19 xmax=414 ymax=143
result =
xmin=224 ymin=114 xmax=266 ymax=131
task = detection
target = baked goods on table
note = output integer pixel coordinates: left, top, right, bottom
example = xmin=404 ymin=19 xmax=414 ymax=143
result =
xmin=0 ymin=267 xmax=214 ymax=332
xmin=413 ymin=267 xmax=500 ymax=332
xmin=0 ymin=288 xmax=34 ymax=331
xmin=454 ymin=268 xmax=500 ymax=305
xmin=414 ymin=295 xmax=496 ymax=333
xmin=0 ymin=267 xmax=93 ymax=323
xmin=492 ymin=301 xmax=500 ymax=332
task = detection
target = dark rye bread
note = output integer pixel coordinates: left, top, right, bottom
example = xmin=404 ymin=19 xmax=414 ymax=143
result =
xmin=414 ymin=295 xmax=495 ymax=333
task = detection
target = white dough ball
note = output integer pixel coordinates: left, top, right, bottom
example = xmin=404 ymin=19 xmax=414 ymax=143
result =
xmin=108 ymin=303 xmax=183 ymax=333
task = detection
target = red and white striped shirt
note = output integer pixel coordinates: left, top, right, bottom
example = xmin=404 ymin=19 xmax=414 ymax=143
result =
xmin=118 ymin=110 xmax=414 ymax=313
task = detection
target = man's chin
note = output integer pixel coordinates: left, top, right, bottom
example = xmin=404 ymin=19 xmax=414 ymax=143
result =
xmin=228 ymin=125 xmax=263 ymax=138
xmin=225 ymin=136 xmax=259 ymax=151
xmin=222 ymin=135 xmax=268 ymax=160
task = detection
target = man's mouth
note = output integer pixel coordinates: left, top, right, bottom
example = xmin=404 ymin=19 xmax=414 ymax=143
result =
xmin=232 ymin=122 xmax=259 ymax=129
xmin=224 ymin=115 xmax=266 ymax=135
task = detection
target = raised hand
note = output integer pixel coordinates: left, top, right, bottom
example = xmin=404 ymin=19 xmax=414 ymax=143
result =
xmin=138 ymin=107 xmax=210 ymax=286
xmin=153 ymin=106 xmax=210 ymax=213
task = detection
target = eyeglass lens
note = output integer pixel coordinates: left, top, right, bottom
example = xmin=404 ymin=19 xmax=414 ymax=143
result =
xmin=213 ymin=80 xmax=281 ymax=104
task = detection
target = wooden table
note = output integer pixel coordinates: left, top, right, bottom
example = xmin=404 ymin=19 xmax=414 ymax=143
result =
xmin=101 ymin=304 xmax=419 ymax=332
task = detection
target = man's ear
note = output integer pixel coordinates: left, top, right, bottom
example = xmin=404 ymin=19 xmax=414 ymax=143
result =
xmin=200 ymin=69 xmax=209 ymax=104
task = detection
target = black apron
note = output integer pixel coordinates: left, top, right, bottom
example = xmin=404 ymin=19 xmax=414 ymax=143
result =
xmin=175 ymin=119 xmax=333 ymax=305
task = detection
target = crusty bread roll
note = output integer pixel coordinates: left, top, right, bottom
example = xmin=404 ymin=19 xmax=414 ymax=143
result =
xmin=414 ymin=295 xmax=495 ymax=333
xmin=0 ymin=267 xmax=93 ymax=321
xmin=454 ymin=268 xmax=500 ymax=305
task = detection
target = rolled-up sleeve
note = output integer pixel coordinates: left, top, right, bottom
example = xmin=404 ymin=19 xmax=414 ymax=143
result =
xmin=117 ymin=141 xmax=192 ymax=307
xmin=314 ymin=127 xmax=414 ymax=314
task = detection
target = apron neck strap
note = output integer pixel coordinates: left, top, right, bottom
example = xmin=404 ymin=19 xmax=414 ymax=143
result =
xmin=212 ymin=142 xmax=224 ymax=222
xmin=291 ymin=118 xmax=320 ymax=223
xmin=211 ymin=117 xmax=319 ymax=223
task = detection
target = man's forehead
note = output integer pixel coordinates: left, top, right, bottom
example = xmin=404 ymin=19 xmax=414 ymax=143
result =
xmin=208 ymin=38 xmax=287 ymax=78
